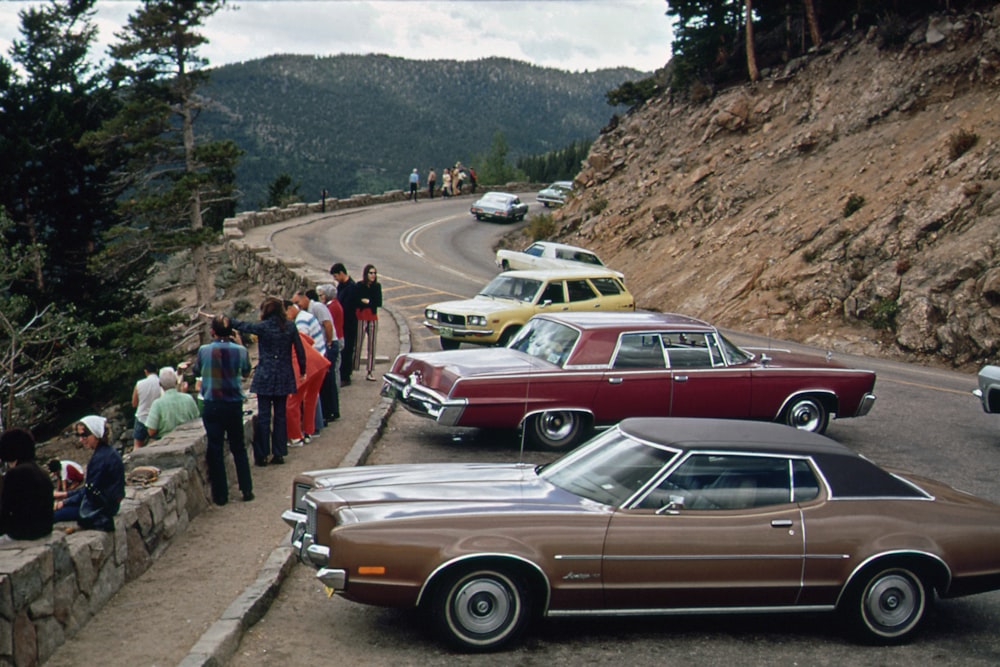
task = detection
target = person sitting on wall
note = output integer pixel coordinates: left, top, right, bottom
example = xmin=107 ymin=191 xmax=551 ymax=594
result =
xmin=0 ymin=428 xmax=54 ymax=541
xmin=47 ymin=459 xmax=84 ymax=494
xmin=53 ymin=416 xmax=125 ymax=532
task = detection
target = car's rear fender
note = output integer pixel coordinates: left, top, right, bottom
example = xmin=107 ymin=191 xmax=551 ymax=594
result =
xmin=774 ymin=389 xmax=838 ymax=421
xmin=418 ymin=553 xmax=552 ymax=614
xmin=519 ymin=407 xmax=595 ymax=431
xmin=835 ymin=550 xmax=951 ymax=609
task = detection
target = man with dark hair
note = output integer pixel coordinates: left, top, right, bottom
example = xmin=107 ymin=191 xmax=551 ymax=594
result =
xmin=0 ymin=428 xmax=54 ymax=540
xmin=193 ymin=316 xmax=254 ymax=504
xmin=329 ymin=262 xmax=359 ymax=386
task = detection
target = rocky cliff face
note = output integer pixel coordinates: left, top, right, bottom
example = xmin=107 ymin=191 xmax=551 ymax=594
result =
xmin=552 ymin=8 xmax=1000 ymax=370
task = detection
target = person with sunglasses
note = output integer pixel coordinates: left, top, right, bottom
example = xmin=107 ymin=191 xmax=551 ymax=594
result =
xmin=53 ymin=416 xmax=125 ymax=532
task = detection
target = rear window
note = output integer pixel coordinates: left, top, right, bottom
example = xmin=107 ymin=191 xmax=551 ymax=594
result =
xmin=591 ymin=277 xmax=623 ymax=295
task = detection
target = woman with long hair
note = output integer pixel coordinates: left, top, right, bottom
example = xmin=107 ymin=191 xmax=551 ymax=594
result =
xmin=354 ymin=264 xmax=383 ymax=381
xmin=230 ymin=298 xmax=307 ymax=465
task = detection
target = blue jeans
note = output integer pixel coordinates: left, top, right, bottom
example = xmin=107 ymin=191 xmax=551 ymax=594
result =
xmin=254 ymin=394 xmax=288 ymax=461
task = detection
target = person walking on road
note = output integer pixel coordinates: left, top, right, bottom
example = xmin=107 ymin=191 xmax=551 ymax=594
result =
xmin=427 ymin=168 xmax=436 ymax=198
xmin=230 ymin=298 xmax=307 ymax=466
xmin=193 ymin=316 xmax=254 ymax=504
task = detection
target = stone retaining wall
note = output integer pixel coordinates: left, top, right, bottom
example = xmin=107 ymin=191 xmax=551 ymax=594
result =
xmin=0 ymin=417 xmax=253 ymax=666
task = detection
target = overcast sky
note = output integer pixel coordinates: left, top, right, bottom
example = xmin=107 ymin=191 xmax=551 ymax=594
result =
xmin=0 ymin=0 xmax=673 ymax=74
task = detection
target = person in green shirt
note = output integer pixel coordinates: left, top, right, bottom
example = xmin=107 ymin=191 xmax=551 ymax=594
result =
xmin=145 ymin=367 xmax=200 ymax=439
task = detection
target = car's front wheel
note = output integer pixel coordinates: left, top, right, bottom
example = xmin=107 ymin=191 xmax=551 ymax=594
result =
xmin=440 ymin=337 xmax=460 ymax=350
xmin=783 ymin=395 xmax=829 ymax=433
xmin=526 ymin=411 xmax=585 ymax=451
xmin=430 ymin=567 xmax=531 ymax=652
xmin=844 ymin=565 xmax=928 ymax=644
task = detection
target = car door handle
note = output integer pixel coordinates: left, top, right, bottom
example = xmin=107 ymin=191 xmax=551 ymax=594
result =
xmin=608 ymin=377 xmax=623 ymax=384
xmin=674 ymin=375 xmax=689 ymax=382
xmin=771 ymin=519 xmax=793 ymax=527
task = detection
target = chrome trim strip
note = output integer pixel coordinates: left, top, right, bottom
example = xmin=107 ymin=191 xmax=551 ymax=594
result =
xmin=546 ymin=604 xmax=835 ymax=618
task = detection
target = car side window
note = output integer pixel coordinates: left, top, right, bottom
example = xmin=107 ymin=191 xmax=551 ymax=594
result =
xmin=526 ymin=244 xmax=544 ymax=257
xmin=792 ymin=460 xmax=820 ymax=502
xmin=540 ymin=281 xmax=565 ymax=304
xmin=567 ymin=279 xmax=597 ymax=302
xmin=613 ymin=334 xmax=666 ymax=369
xmin=638 ymin=454 xmax=793 ymax=510
xmin=663 ymin=332 xmax=714 ymax=369
xmin=591 ymin=277 xmax=623 ymax=295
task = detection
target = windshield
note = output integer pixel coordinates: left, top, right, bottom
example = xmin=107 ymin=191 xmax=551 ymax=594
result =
xmin=479 ymin=275 xmax=541 ymax=302
xmin=481 ymin=193 xmax=510 ymax=205
xmin=507 ymin=317 xmax=580 ymax=366
xmin=539 ymin=428 xmax=680 ymax=506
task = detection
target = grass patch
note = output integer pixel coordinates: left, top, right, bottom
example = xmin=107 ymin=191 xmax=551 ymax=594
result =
xmin=843 ymin=194 xmax=865 ymax=218
xmin=948 ymin=128 xmax=978 ymax=161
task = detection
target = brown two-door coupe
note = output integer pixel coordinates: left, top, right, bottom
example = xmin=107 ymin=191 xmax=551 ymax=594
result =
xmin=282 ymin=418 xmax=1000 ymax=651
xmin=382 ymin=311 xmax=877 ymax=450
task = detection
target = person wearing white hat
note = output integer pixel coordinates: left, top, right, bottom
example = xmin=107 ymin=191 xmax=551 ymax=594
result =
xmin=52 ymin=416 xmax=125 ymax=531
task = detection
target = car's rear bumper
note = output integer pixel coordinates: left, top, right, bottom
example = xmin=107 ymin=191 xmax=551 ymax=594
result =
xmin=381 ymin=372 xmax=467 ymax=425
xmin=853 ymin=392 xmax=877 ymax=417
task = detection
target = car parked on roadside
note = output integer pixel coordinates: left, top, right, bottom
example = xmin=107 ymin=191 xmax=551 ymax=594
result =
xmin=386 ymin=311 xmax=876 ymax=450
xmin=974 ymin=365 xmax=1000 ymax=413
xmin=535 ymin=180 xmax=573 ymax=207
xmin=282 ymin=417 xmax=1000 ymax=652
xmin=495 ymin=240 xmax=620 ymax=276
xmin=422 ymin=268 xmax=633 ymax=350
xmin=470 ymin=192 xmax=529 ymax=222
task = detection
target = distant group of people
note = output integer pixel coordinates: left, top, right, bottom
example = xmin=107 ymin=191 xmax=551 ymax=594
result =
xmin=0 ymin=260 xmax=385 ymax=538
xmin=410 ymin=163 xmax=477 ymax=200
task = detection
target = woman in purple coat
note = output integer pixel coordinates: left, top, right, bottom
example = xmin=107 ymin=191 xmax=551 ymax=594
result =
xmin=229 ymin=298 xmax=306 ymax=465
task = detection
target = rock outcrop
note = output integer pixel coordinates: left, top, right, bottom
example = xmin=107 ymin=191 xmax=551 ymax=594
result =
xmin=553 ymin=8 xmax=1000 ymax=369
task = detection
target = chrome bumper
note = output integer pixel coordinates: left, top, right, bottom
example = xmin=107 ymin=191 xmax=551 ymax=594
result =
xmin=423 ymin=320 xmax=496 ymax=340
xmin=854 ymin=393 xmax=877 ymax=417
xmin=282 ymin=509 xmax=330 ymax=570
xmin=381 ymin=373 xmax=467 ymax=426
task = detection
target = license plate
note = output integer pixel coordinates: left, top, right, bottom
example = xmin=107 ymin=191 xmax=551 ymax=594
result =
xmin=440 ymin=326 xmax=454 ymax=337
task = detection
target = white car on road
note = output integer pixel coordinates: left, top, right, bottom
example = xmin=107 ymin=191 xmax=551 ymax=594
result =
xmin=495 ymin=241 xmax=621 ymax=277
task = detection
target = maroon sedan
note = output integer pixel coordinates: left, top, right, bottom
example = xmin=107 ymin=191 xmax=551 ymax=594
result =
xmin=382 ymin=311 xmax=876 ymax=450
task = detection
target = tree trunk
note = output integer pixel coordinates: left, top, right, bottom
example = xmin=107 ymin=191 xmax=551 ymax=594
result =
xmin=745 ymin=0 xmax=760 ymax=82
xmin=803 ymin=0 xmax=822 ymax=48
xmin=182 ymin=91 xmax=212 ymax=343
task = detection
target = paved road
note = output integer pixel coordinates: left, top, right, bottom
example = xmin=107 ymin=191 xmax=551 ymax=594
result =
xmin=230 ymin=196 xmax=1000 ymax=665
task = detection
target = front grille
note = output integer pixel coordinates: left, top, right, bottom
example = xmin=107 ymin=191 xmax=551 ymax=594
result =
xmin=439 ymin=312 xmax=466 ymax=326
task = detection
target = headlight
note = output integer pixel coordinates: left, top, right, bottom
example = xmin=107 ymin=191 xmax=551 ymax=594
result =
xmin=468 ymin=315 xmax=486 ymax=326
xmin=425 ymin=308 xmax=438 ymax=320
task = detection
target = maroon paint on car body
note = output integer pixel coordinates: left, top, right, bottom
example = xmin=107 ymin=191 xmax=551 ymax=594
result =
xmin=383 ymin=311 xmax=876 ymax=450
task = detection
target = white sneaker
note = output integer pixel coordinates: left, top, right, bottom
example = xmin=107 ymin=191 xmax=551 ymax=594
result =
xmin=303 ymin=434 xmax=312 ymax=444
xmin=288 ymin=438 xmax=305 ymax=448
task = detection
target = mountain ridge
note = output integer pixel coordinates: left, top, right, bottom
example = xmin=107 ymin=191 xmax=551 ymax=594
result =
xmin=199 ymin=54 xmax=646 ymax=206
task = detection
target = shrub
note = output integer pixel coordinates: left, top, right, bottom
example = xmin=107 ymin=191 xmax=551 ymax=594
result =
xmin=587 ymin=197 xmax=608 ymax=217
xmin=843 ymin=194 xmax=865 ymax=218
xmin=866 ymin=297 xmax=899 ymax=331
xmin=526 ymin=213 xmax=556 ymax=241
xmin=948 ymin=128 xmax=978 ymax=161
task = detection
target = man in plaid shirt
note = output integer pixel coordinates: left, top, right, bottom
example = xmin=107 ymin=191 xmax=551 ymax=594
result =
xmin=193 ymin=316 xmax=254 ymax=505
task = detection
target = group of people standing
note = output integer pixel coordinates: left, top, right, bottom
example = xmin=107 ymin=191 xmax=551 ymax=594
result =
xmin=411 ymin=163 xmax=477 ymax=200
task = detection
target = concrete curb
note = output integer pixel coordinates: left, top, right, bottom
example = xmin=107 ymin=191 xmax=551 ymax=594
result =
xmin=178 ymin=303 xmax=411 ymax=666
